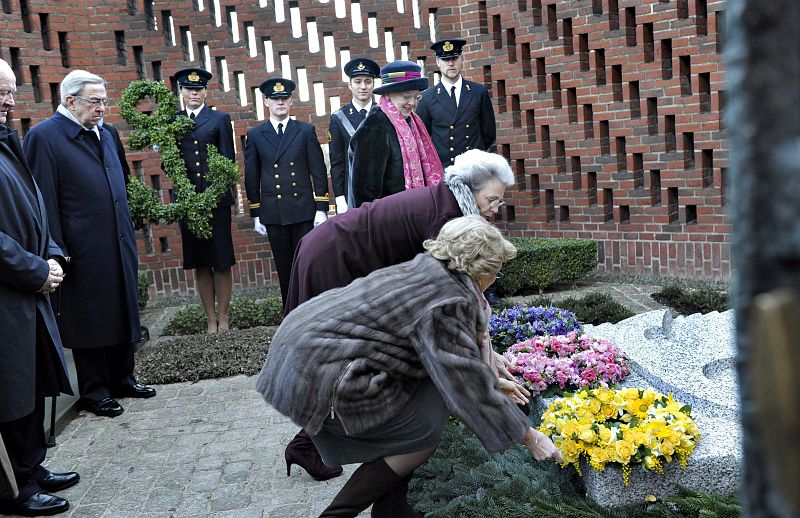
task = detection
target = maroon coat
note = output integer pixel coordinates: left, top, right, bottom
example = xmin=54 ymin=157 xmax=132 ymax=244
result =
xmin=284 ymin=180 xmax=462 ymax=313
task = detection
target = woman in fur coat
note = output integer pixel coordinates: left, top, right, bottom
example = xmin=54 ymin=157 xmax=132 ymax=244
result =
xmin=257 ymin=216 xmax=563 ymax=517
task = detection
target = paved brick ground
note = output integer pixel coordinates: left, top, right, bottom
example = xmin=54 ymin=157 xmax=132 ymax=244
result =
xmin=31 ymin=282 xmax=668 ymax=517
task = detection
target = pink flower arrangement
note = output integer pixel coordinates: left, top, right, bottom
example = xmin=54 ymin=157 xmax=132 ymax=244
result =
xmin=503 ymin=331 xmax=629 ymax=396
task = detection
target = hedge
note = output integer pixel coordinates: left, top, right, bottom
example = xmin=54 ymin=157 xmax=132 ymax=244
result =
xmin=497 ymin=238 xmax=598 ymax=296
xmin=163 ymin=296 xmax=284 ymax=336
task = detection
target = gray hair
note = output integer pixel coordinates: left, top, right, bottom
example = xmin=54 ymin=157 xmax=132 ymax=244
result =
xmin=60 ymin=70 xmax=105 ymax=106
xmin=423 ymin=215 xmax=517 ymax=279
xmin=445 ymin=149 xmax=514 ymax=190
xmin=443 ymin=150 xmax=514 ymax=216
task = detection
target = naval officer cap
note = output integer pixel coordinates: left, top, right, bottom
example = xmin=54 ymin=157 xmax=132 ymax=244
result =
xmin=430 ymin=38 xmax=467 ymax=59
xmin=259 ymin=78 xmax=296 ymax=98
xmin=175 ymin=67 xmax=212 ymax=89
xmin=344 ymin=57 xmax=380 ymax=79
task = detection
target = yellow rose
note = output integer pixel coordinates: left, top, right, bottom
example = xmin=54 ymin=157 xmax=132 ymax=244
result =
xmin=588 ymin=397 xmax=602 ymax=414
xmin=598 ymin=426 xmax=613 ymax=444
xmin=578 ymin=427 xmax=596 ymax=444
xmin=615 ymin=440 xmax=636 ymax=463
xmin=590 ymin=446 xmax=609 ymax=465
xmin=595 ymin=388 xmax=614 ymax=404
xmin=660 ymin=440 xmax=675 ymax=456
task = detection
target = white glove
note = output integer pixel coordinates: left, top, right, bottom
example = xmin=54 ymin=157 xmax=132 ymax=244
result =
xmin=335 ymin=195 xmax=348 ymax=214
xmin=253 ymin=217 xmax=267 ymax=236
xmin=314 ymin=210 xmax=327 ymax=227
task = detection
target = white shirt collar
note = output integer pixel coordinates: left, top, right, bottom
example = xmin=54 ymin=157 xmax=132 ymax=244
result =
xmin=351 ymin=99 xmax=373 ymax=113
xmin=187 ymin=104 xmax=206 ymax=118
xmin=439 ymin=75 xmax=463 ymax=104
xmin=57 ymin=104 xmax=100 ymax=138
xmin=269 ymin=117 xmax=290 ymax=134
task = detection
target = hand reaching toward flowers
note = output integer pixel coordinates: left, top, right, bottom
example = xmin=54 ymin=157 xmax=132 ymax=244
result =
xmin=523 ymin=427 xmax=563 ymax=463
xmin=494 ymin=350 xmax=516 ymax=381
xmin=498 ymin=378 xmax=530 ymax=405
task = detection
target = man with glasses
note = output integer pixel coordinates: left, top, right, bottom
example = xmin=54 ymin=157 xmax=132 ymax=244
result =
xmin=0 ymin=58 xmax=79 ymax=517
xmin=23 ymin=70 xmax=155 ymax=419
xmin=416 ymin=38 xmax=497 ymax=170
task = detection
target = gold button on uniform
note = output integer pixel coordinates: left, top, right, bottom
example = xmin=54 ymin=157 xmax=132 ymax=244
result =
xmin=290 ymin=162 xmax=295 ymax=166
xmin=465 ymin=135 xmax=469 ymax=139
xmin=294 ymin=192 xmax=298 ymax=197
xmin=195 ymin=162 xmax=200 ymax=166
xmin=449 ymin=125 xmax=454 ymax=130
xmin=274 ymin=174 xmax=279 ymax=179
xmin=196 ymin=173 xmax=201 ymax=177
xmin=277 ymin=194 xmax=282 ymax=199
xmin=193 ymin=140 xmax=198 ymax=144
xmin=449 ymin=136 xmax=454 ymax=141
xmin=292 ymin=182 xmax=297 ymax=187
xmin=449 ymin=147 xmax=454 ymax=152
xmin=273 ymin=164 xmax=279 ymax=169
xmin=291 ymin=172 xmax=296 ymax=177
xmin=276 ymin=184 xmax=281 ymax=189
xmin=465 ymin=124 xmax=470 ymax=128
xmin=450 ymin=158 xmax=455 ymax=162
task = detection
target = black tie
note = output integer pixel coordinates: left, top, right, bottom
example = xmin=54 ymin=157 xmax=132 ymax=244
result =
xmin=277 ymin=122 xmax=284 ymax=138
xmin=450 ymin=86 xmax=457 ymax=108
xmin=190 ymin=112 xmax=196 ymax=120
xmin=359 ymin=108 xmax=367 ymax=118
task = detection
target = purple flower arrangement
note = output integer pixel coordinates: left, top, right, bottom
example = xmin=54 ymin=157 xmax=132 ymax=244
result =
xmin=489 ymin=305 xmax=582 ymax=353
xmin=503 ymin=331 xmax=630 ymax=397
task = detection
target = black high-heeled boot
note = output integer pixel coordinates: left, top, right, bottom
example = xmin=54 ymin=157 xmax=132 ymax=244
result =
xmin=370 ymin=472 xmax=423 ymax=517
xmin=285 ymin=429 xmax=343 ymax=481
xmin=319 ymin=458 xmax=403 ymax=518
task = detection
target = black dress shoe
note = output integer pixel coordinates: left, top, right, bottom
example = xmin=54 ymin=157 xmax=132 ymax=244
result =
xmin=38 ymin=470 xmax=80 ymax=493
xmin=4 ymin=492 xmax=69 ymax=516
xmin=111 ymin=382 xmax=156 ymax=399
xmin=79 ymin=397 xmax=124 ymax=417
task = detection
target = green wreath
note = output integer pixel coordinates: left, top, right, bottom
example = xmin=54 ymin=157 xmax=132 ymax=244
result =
xmin=118 ymin=80 xmax=240 ymax=239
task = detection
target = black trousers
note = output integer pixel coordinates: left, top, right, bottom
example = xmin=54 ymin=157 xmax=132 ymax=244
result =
xmin=71 ymin=343 xmax=136 ymax=402
xmin=266 ymin=220 xmax=314 ymax=304
xmin=0 ymin=400 xmax=47 ymax=504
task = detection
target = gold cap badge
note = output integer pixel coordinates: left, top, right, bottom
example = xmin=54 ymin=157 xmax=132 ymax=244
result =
xmin=357 ymin=62 xmax=365 ymax=70
xmin=273 ymin=82 xmax=285 ymax=93
xmin=187 ymin=72 xmax=200 ymax=82
xmin=443 ymin=41 xmax=454 ymax=52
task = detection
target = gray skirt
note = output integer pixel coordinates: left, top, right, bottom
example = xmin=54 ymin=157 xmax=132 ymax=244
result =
xmin=310 ymin=378 xmax=449 ymax=466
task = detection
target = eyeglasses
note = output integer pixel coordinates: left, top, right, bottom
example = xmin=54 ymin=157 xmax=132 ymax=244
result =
xmin=0 ymin=89 xmax=15 ymax=99
xmin=395 ymin=93 xmax=422 ymax=104
xmin=483 ymin=194 xmax=506 ymax=209
xmin=74 ymin=95 xmax=111 ymax=107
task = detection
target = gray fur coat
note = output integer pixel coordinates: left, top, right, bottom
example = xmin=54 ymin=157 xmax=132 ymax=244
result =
xmin=256 ymin=253 xmax=530 ymax=453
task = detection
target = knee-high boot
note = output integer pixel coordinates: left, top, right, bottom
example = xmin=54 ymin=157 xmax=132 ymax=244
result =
xmin=319 ymin=458 xmax=402 ymax=518
xmin=371 ymin=472 xmax=422 ymax=517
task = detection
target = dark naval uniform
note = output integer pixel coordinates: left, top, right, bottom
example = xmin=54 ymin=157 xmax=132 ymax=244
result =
xmin=176 ymin=105 xmax=236 ymax=269
xmin=416 ymin=79 xmax=496 ymax=169
xmin=328 ymin=102 xmax=368 ymax=200
xmin=245 ymin=78 xmax=329 ymax=303
xmin=328 ymin=57 xmax=379 ymax=204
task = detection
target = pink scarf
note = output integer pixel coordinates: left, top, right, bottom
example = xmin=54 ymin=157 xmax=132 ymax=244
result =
xmin=378 ymin=95 xmax=444 ymax=190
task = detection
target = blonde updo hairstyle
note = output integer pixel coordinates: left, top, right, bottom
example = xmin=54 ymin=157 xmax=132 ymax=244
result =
xmin=423 ymin=215 xmax=516 ymax=280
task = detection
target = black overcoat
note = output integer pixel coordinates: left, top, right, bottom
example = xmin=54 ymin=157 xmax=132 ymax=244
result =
xmin=348 ymin=106 xmax=405 ymax=208
xmin=416 ymin=79 xmax=496 ymax=169
xmin=328 ymin=102 xmax=368 ymax=199
xmin=23 ymin=112 xmax=142 ymax=349
xmin=0 ymin=129 xmax=72 ymax=422
xmin=244 ymin=119 xmax=328 ymax=225
xmin=284 ymin=181 xmax=462 ymax=313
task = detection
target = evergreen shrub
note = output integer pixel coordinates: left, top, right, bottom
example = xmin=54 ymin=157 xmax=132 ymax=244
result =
xmin=498 ymin=238 xmax=598 ymax=296
xmin=163 ymin=296 xmax=284 ymax=336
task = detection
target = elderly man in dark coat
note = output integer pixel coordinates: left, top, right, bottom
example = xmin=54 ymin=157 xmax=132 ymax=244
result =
xmin=0 ymin=58 xmax=79 ymax=517
xmin=23 ymin=69 xmax=155 ymax=419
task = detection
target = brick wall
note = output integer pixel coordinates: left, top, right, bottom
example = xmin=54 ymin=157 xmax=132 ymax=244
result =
xmin=0 ymin=0 xmax=730 ymax=299
xmin=460 ymin=0 xmax=730 ymax=279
